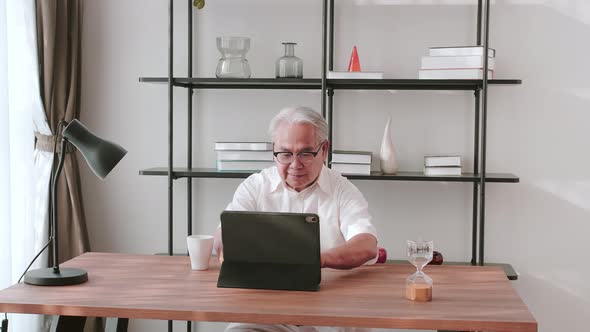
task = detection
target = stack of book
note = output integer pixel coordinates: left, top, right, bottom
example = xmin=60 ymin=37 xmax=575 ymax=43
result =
xmin=423 ymin=154 xmax=462 ymax=176
xmin=215 ymin=142 xmax=274 ymax=171
xmin=418 ymin=46 xmax=495 ymax=79
xmin=331 ymin=150 xmax=372 ymax=175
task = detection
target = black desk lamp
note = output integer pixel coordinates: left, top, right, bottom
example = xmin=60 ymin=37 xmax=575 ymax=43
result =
xmin=24 ymin=119 xmax=127 ymax=286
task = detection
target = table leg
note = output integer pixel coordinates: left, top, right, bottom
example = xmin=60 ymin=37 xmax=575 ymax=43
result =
xmin=105 ymin=317 xmax=129 ymax=332
xmin=50 ymin=315 xmax=86 ymax=332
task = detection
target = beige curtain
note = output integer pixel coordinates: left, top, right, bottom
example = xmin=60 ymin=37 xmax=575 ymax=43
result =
xmin=35 ymin=0 xmax=89 ymax=265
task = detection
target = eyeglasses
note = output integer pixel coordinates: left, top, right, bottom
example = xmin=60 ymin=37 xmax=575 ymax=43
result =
xmin=273 ymin=141 xmax=325 ymax=164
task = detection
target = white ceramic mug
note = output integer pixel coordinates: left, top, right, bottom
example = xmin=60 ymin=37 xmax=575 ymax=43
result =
xmin=187 ymin=235 xmax=214 ymax=270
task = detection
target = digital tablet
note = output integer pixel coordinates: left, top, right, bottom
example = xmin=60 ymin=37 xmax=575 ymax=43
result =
xmin=217 ymin=210 xmax=321 ymax=291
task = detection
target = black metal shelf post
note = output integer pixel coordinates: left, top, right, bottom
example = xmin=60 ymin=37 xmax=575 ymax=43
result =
xmin=471 ymin=0 xmax=483 ymax=267
xmin=321 ymin=0 xmax=328 ymax=120
xmin=326 ymin=0 xmax=335 ymax=165
xmin=167 ymin=1 xmax=174 ymax=331
xmin=186 ymin=1 xmax=193 ymax=331
xmin=479 ymin=0 xmax=492 ymax=266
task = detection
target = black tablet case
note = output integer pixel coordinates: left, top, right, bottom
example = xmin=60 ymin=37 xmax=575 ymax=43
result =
xmin=217 ymin=211 xmax=321 ymax=291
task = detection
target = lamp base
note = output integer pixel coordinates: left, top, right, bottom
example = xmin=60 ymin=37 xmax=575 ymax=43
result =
xmin=24 ymin=267 xmax=88 ymax=286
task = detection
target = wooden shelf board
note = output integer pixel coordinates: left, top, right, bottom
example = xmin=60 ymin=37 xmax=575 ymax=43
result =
xmin=139 ymin=77 xmax=522 ymax=90
xmin=139 ymin=167 xmax=519 ymax=183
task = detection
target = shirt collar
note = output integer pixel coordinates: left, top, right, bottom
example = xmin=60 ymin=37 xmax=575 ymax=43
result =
xmin=270 ymin=165 xmax=331 ymax=195
xmin=315 ymin=166 xmax=331 ymax=195
xmin=270 ymin=167 xmax=283 ymax=193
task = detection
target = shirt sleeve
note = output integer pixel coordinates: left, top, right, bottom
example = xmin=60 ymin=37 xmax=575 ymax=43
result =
xmin=216 ymin=174 xmax=261 ymax=242
xmin=338 ymin=179 xmax=379 ymax=264
xmin=225 ymin=173 xmax=262 ymax=211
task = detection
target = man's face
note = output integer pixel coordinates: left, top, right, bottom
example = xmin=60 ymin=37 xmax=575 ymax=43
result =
xmin=273 ymin=123 xmax=328 ymax=192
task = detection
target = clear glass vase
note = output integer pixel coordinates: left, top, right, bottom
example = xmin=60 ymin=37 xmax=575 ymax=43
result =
xmin=276 ymin=42 xmax=303 ymax=78
xmin=216 ymin=36 xmax=251 ymax=78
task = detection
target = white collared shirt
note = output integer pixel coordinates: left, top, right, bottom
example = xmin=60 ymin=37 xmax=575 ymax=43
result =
xmin=226 ymin=165 xmax=378 ymax=260
xmin=225 ymin=165 xmax=378 ymax=332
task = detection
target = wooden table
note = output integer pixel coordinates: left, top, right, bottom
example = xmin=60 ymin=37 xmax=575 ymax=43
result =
xmin=0 ymin=252 xmax=536 ymax=332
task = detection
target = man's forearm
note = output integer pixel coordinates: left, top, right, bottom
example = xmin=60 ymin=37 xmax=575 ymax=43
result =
xmin=321 ymin=233 xmax=378 ymax=270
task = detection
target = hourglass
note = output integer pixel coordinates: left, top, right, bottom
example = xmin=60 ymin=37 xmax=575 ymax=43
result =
xmin=406 ymin=239 xmax=433 ymax=301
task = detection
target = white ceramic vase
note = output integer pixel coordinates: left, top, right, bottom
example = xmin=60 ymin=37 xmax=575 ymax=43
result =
xmin=380 ymin=116 xmax=398 ymax=174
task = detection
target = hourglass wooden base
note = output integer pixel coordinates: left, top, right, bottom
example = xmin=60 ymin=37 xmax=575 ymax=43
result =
xmin=406 ymin=283 xmax=432 ymax=301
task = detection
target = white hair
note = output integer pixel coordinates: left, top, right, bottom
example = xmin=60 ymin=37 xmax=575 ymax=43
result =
xmin=268 ymin=106 xmax=328 ymax=145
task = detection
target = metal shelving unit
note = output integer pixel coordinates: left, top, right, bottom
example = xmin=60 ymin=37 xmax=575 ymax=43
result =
xmin=139 ymin=1 xmax=520 ymax=330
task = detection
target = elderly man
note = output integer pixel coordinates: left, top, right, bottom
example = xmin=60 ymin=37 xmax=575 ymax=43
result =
xmin=215 ymin=106 xmax=378 ymax=332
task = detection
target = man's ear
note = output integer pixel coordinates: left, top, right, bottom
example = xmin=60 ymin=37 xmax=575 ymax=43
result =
xmin=322 ymin=140 xmax=330 ymax=161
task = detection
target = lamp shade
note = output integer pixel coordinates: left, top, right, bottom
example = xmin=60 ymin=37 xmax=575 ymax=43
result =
xmin=62 ymin=119 xmax=127 ymax=179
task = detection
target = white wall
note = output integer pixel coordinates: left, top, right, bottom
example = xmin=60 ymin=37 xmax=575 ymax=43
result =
xmin=80 ymin=1 xmax=590 ymax=331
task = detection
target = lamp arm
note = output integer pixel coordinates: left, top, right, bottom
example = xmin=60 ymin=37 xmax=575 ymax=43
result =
xmin=51 ymin=138 xmax=67 ymax=273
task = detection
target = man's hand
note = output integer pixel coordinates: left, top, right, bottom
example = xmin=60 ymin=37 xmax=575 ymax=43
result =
xmin=320 ymin=233 xmax=378 ymax=270
xmin=214 ymin=227 xmax=224 ymax=264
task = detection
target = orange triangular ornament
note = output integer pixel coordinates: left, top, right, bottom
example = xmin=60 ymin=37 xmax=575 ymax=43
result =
xmin=348 ymin=46 xmax=361 ymax=72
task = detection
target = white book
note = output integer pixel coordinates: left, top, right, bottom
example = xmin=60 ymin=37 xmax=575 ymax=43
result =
xmin=331 ymin=163 xmax=371 ymax=175
xmin=419 ymin=69 xmax=493 ymax=80
xmin=216 ymin=150 xmax=273 ymax=161
xmin=423 ymin=166 xmax=462 ymax=176
xmin=216 ymin=160 xmax=275 ymax=171
xmin=327 ymin=71 xmax=384 ymax=79
xmin=215 ymin=142 xmax=273 ymax=151
xmin=332 ymin=150 xmax=372 ymax=164
xmin=429 ymin=46 xmax=495 ymax=57
xmin=424 ymin=155 xmax=462 ymax=167
xmin=421 ymin=55 xmax=495 ymax=70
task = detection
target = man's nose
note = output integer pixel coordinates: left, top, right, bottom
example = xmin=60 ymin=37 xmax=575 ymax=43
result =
xmin=289 ymin=155 xmax=304 ymax=168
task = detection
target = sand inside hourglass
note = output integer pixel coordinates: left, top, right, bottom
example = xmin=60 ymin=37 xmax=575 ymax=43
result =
xmin=406 ymin=283 xmax=432 ymax=301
